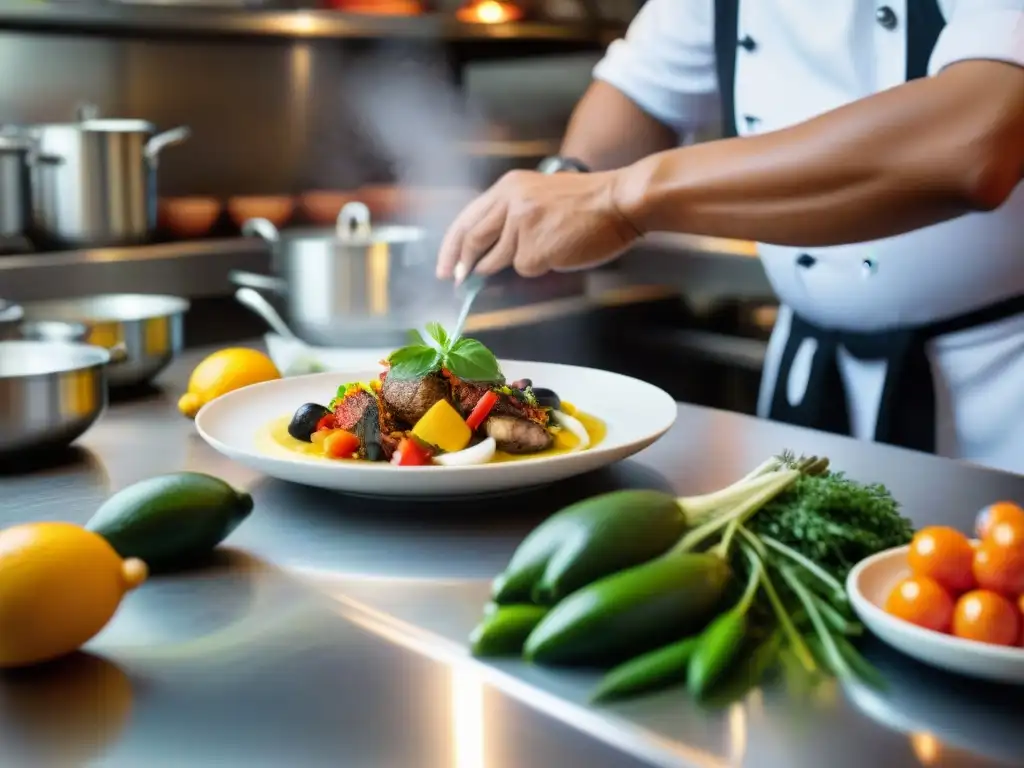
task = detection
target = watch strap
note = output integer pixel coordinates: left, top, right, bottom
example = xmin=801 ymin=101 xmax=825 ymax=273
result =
xmin=537 ymin=156 xmax=591 ymax=174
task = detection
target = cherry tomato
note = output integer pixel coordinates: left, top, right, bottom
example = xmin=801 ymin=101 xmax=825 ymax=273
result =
xmin=884 ymin=576 xmax=954 ymax=633
xmin=973 ymin=540 xmax=1024 ymax=596
xmin=323 ymin=429 xmax=360 ymax=459
xmin=989 ymin=519 xmax=1024 ymax=549
xmin=907 ymin=526 xmax=976 ymax=593
xmin=975 ymin=502 xmax=1024 ymax=541
xmin=952 ymin=590 xmax=1019 ymax=646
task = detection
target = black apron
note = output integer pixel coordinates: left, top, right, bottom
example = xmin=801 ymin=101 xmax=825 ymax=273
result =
xmin=712 ymin=0 xmax=1024 ymax=455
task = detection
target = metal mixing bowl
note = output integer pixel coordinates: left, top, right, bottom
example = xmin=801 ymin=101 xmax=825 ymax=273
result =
xmin=0 ymin=340 xmax=116 ymax=458
xmin=20 ymin=294 xmax=190 ymax=388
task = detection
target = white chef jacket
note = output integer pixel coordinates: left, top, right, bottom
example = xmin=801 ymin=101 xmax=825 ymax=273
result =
xmin=593 ymin=0 xmax=1024 ymax=474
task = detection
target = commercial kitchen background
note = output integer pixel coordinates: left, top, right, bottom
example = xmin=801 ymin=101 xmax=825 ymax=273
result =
xmin=0 ymin=0 xmax=776 ymax=414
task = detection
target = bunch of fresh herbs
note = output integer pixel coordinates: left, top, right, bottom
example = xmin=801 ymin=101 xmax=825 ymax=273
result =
xmin=387 ymin=322 xmax=504 ymax=384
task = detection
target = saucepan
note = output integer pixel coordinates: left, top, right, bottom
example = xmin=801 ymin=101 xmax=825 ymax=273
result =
xmin=0 ymin=340 xmax=127 ymax=460
xmin=19 ymin=293 xmax=190 ymax=388
xmin=230 ymin=202 xmax=459 ymax=348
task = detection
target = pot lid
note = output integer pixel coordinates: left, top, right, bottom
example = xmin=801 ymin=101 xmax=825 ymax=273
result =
xmin=243 ymin=202 xmax=427 ymax=246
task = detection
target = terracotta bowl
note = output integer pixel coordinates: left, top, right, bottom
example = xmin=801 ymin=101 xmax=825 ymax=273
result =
xmin=158 ymin=197 xmax=222 ymax=238
xmin=354 ymin=185 xmax=410 ymax=222
xmin=227 ymin=196 xmax=295 ymax=229
xmin=299 ymin=190 xmax=361 ymax=226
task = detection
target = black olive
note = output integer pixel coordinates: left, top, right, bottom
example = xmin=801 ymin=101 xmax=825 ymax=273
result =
xmin=510 ymin=378 xmax=533 ymax=390
xmin=533 ymin=388 xmax=561 ymax=411
xmin=288 ymin=403 xmax=331 ymax=442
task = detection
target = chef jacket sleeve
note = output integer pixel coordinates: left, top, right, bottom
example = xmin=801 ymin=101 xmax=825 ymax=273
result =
xmin=929 ymin=0 xmax=1024 ymax=73
xmin=591 ymin=0 xmax=719 ymax=132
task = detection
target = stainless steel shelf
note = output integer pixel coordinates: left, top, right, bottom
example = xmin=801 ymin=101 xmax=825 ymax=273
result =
xmin=0 ymin=1 xmax=624 ymax=43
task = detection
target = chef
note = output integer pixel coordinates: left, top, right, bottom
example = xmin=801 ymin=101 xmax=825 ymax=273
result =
xmin=436 ymin=0 xmax=1024 ymax=473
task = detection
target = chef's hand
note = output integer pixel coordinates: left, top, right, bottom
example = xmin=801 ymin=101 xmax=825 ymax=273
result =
xmin=436 ymin=169 xmax=642 ymax=283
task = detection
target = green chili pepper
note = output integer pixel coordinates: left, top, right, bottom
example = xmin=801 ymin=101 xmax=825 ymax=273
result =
xmin=492 ymin=490 xmax=688 ymax=605
xmin=590 ymin=636 xmax=701 ymax=703
xmin=524 ymin=552 xmax=731 ymax=666
xmin=687 ymin=552 xmax=762 ymax=697
xmin=469 ymin=604 xmax=549 ymax=657
xmin=687 ymin=610 xmax=748 ymax=698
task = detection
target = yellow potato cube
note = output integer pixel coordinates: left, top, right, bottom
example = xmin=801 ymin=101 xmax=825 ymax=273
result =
xmin=412 ymin=400 xmax=472 ymax=453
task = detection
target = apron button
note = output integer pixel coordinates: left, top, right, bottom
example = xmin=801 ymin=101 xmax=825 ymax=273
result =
xmin=876 ymin=6 xmax=898 ymax=30
xmin=738 ymin=35 xmax=757 ymax=52
xmin=796 ymin=253 xmax=817 ymax=268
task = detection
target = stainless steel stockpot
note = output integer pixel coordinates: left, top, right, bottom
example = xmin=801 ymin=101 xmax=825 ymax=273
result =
xmin=231 ymin=202 xmax=458 ymax=348
xmin=28 ymin=110 xmax=190 ymax=248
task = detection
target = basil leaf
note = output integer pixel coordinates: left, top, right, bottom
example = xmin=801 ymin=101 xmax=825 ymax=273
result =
xmin=425 ymin=321 xmax=450 ymax=351
xmin=445 ymin=338 xmax=503 ymax=383
xmin=388 ymin=345 xmax=441 ymax=380
xmin=407 ymin=328 xmax=427 ymax=347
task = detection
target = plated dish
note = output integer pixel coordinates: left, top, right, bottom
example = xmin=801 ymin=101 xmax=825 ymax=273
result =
xmin=274 ymin=324 xmax=601 ymax=468
xmin=194 ymin=332 xmax=677 ymax=496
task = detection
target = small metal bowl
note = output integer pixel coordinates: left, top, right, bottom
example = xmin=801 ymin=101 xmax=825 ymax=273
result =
xmin=18 ymin=319 xmax=90 ymax=343
xmin=0 ymin=340 xmax=117 ymax=458
xmin=20 ymin=294 xmax=190 ymax=388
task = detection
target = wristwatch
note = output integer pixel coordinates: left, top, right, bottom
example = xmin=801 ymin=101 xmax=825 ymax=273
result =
xmin=536 ymin=156 xmax=591 ymax=174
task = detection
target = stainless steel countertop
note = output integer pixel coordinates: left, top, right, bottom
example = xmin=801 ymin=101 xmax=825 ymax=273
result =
xmin=3 ymin=344 xmax=1022 ymax=767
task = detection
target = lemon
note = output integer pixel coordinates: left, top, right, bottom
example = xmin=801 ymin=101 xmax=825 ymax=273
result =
xmin=0 ymin=522 xmax=148 ymax=668
xmin=178 ymin=347 xmax=281 ymax=419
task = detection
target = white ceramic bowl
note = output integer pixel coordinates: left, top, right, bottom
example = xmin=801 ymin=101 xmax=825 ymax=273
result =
xmin=847 ymin=545 xmax=1024 ymax=684
xmin=195 ymin=360 xmax=677 ymax=497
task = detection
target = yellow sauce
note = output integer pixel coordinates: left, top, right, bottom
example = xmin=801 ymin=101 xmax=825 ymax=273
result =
xmin=257 ymin=410 xmax=605 ymax=464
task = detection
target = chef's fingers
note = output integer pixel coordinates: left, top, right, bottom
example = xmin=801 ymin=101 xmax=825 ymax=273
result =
xmin=436 ymin=193 xmax=496 ymax=280
xmin=453 ymin=201 xmax=508 ymax=284
xmin=472 ymin=218 xmax=518 ymax=277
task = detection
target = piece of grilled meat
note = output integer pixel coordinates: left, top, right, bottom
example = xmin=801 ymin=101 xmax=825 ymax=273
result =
xmin=330 ymin=389 xmax=396 ymax=460
xmin=381 ymin=373 xmax=450 ymax=426
xmin=485 ymin=414 xmax=553 ymax=454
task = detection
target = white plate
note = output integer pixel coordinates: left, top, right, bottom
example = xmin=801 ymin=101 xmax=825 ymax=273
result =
xmin=847 ymin=545 xmax=1024 ymax=684
xmin=195 ymin=360 xmax=677 ymax=497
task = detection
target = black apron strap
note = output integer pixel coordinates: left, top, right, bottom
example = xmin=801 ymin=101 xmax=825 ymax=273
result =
xmin=769 ymin=294 xmax=1024 ymax=453
xmin=907 ymin=0 xmax=947 ymax=80
xmin=713 ymin=0 xmax=741 ymax=139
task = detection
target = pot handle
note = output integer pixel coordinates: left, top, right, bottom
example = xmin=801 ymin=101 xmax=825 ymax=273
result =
xmin=144 ymin=126 xmax=191 ymax=165
xmin=229 ymin=270 xmax=288 ymax=295
xmin=336 ymin=201 xmax=373 ymax=241
xmin=241 ymin=217 xmax=281 ymax=243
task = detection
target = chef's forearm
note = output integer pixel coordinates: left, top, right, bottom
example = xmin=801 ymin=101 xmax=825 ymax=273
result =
xmin=612 ymin=61 xmax=1024 ymax=246
xmin=559 ymin=81 xmax=679 ymax=171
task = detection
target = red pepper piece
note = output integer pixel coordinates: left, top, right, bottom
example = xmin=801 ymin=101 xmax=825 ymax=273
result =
xmin=466 ymin=390 xmax=499 ymax=431
xmin=392 ymin=437 xmax=432 ymax=466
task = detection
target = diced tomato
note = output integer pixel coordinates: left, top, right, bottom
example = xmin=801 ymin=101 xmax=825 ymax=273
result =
xmin=391 ymin=437 xmax=432 ymax=466
xmin=316 ymin=414 xmax=335 ymax=432
xmin=323 ymin=430 xmax=360 ymax=459
xmin=466 ymin=390 xmax=499 ymax=431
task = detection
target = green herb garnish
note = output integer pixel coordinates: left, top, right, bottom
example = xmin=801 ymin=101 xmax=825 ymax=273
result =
xmin=387 ymin=322 xmax=503 ymax=384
